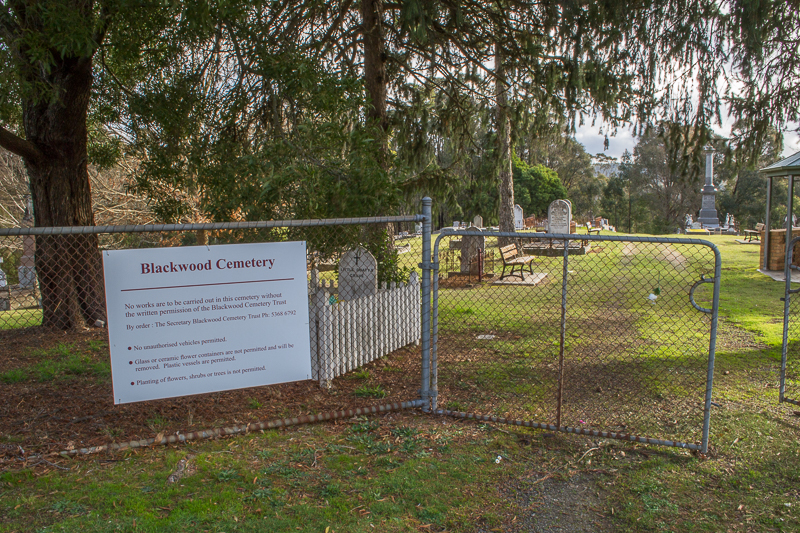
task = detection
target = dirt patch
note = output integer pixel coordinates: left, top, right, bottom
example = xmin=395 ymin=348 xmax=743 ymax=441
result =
xmin=0 ymin=327 xmax=422 ymax=462
xmin=504 ymin=473 xmax=612 ymax=532
xmin=622 ymin=242 xmax=688 ymax=269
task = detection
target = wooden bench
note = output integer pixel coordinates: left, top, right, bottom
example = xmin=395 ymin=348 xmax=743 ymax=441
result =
xmin=583 ymin=222 xmax=601 ymax=236
xmin=744 ymin=223 xmax=764 ymax=242
xmin=499 ymin=243 xmax=536 ymax=280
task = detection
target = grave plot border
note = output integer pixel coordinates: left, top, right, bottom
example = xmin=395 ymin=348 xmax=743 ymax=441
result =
xmin=429 ymin=231 xmax=721 ymax=454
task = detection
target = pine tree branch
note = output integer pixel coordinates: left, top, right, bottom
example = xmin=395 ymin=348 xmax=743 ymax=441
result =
xmin=92 ymin=0 xmax=116 ymax=48
xmin=0 ymin=125 xmax=43 ymax=164
xmin=0 ymin=1 xmax=20 ymax=44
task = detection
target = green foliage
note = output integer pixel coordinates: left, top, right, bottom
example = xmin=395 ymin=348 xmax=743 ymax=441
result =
xmin=353 ymin=385 xmax=388 ymax=399
xmin=0 ymin=368 xmax=27 ymax=384
xmin=512 ymin=156 xmax=567 ymax=217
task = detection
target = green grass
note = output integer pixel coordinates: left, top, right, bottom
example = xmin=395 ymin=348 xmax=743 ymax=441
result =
xmin=353 ymin=384 xmax=388 ymax=398
xmin=2 ymin=234 xmax=800 ymax=532
xmin=2 ymin=342 xmax=110 ymax=384
xmin=0 ymin=416 xmax=513 ymax=532
xmin=0 ymin=308 xmax=42 ymax=329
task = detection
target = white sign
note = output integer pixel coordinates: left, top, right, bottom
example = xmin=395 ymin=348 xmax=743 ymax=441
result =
xmin=103 ymin=241 xmax=312 ymax=404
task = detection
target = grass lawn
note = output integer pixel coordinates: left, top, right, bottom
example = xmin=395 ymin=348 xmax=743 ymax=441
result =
xmin=2 ymin=234 xmax=800 ymax=532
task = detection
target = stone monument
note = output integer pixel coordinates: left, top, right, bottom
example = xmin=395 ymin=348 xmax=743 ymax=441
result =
xmin=0 ymin=257 xmax=7 ymax=311
xmin=338 ymin=247 xmax=378 ymax=301
xmin=18 ymin=195 xmax=36 ymax=288
xmin=473 ymin=215 xmax=483 ymax=229
xmin=513 ymin=205 xmax=524 ymax=230
xmin=548 ymin=199 xmax=571 ymax=234
xmin=460 ymin=227 xmax=485 ymax=275
xmin=697 ymin=145 xmax=720 ymax=228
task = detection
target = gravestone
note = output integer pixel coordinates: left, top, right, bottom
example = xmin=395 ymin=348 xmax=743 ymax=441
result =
xmin=414 ymin=222 xmax=423 ymax=234
xmin=0 ymin=257 xmax=7 ymax=311
xmin=513 ymin=205 xmax=524 ymax=230
xmin=338 ymin=247 xmax=378 ymax=301
xmin=18 ymin=196 xmax=36 ymax=288
xmin=473 ymin=215 xmax=483 ymax=229
xmin=452 ymin=221 xmax=460 ymax=229
xmin=460 ymin=227 xmax=485 ymax=275
xmin=548 ymin=199 xmax=571 ymax=234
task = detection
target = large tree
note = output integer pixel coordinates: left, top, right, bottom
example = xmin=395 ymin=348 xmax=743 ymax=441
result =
xmin=0 ymin=0 xmax=120 ymax=328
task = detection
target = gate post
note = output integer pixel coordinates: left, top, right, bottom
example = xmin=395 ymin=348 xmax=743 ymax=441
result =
xmin=420 ymin=197 xmax=433 ymax=411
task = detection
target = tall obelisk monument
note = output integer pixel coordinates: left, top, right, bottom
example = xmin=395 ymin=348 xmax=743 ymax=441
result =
xmin=697 ymin=144 xmax=720 ymax=228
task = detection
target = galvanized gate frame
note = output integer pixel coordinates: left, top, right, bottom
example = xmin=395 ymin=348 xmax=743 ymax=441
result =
xmin=427 ymin=231 xmax=722 ymax=454
xmin=780 ymin=235 xmax=800 ymax=406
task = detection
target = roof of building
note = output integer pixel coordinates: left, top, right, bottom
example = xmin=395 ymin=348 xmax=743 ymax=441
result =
xmin=760 ymin=151 xmax=800 ymax=178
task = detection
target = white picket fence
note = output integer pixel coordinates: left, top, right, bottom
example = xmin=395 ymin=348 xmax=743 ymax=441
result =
xmin=308 ymin=271 xmax=421 ymax=387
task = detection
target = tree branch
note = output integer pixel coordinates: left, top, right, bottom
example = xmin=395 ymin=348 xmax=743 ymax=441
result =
xmin=92 ymin=0 xmax=116 ymax=48
xmin=0 ymin=1 xmax=21 ymax=44
xmin=0 ymin=125 xmax=43 ymax=164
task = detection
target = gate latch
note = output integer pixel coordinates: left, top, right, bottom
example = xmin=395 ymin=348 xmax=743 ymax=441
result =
xmin=689 ymin=275 xmax=715 ymax=314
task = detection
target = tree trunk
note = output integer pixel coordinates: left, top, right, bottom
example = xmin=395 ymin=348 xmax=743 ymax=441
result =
xmin=22 ymin=56 xmax=106 ymax=330
xmin=361 ymin=0 xmax=388 ymax=159
xmin=495 ymin=41 xmax=515 ymax=244
xmin=360 ymin=0 xmax=396 ymax=264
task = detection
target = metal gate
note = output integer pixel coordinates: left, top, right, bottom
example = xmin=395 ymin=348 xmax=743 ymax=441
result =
xmin=780 ymin=236 xmax=800 ymax=406
xmin=429 ymin=231 xmax=720 ymax=453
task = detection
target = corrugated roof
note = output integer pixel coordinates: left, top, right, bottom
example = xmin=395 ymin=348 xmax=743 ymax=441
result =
xmin=760 ymin=151 xmax=800 ymax=178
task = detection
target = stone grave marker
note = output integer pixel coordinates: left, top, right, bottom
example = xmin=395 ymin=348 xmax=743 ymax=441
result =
xmin=338 ymin=246 xmax=378 ymax=301
xmin=415 ymin=222 xmax=423 ymax=234
xmin=18 ymin=197 xmax=36 ymax=288
xmin=548 ymin=199 xmax=571 ymax=234
xmin=514 ymin=205 xmax=524 ymax=230
xmin=0 ymin=257 xmax=7 ymax=311
xmin=460 ymin=227 xmax=485 ymax=274
xmin=473 ymin=215 xmax=483 ymax=229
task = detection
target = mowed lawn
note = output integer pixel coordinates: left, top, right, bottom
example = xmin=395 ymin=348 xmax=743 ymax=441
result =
xmin=2 ymin=234 xmax=800 ymax=532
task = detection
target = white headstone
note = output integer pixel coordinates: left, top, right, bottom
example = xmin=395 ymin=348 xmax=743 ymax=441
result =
xmin=460 ymin=227 xmax=485 ymax=274
xmin=548 ymin=199 xmax=571 ymax=234
xmin=339 ymin=247 xmax=378 ymax=301
xmin=452 ymin=221 xmax=460 ymax=229
xmin=414 ymin=222 xmax=423 ymax=234
xmin=473 ymin=215 xmax=483 ymax=229
xmin=513 ymin=205 xmax=524 ymax=230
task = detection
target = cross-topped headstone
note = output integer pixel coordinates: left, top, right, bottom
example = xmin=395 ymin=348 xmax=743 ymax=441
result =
xmin=338 ymin=247 xmax=378 ymax=301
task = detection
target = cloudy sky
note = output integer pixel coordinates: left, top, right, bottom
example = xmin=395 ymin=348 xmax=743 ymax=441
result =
xmin=574 ymin=124 xmax=800 ymax=161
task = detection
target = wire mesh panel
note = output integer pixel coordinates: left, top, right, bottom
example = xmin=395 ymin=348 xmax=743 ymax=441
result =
xmin=432 ymin=231 xmax=720 ymax=451
xmin=781 ymin=237 xmax=800 ymax=406
xmin=0 ymin=217 xmax=427 ymax=415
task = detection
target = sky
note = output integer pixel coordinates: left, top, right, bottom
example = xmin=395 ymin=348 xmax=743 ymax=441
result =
xmin=575 ymin=124 xmax=800 ymax=162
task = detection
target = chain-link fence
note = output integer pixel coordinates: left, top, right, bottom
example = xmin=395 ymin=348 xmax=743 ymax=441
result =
xmin=0 ymin=214 xmax=430 ymax=418
xmin=1 ymin=209 xmax=728 ymax=454
xmin=430 ymin=231 xmax=720 ymax=453
xmin=780 ymin=236 xmax=800 ymax=406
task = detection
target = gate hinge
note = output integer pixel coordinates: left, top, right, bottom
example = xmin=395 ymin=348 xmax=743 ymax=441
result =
xmin=419 ymin=261 xmax=440 ymax=270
